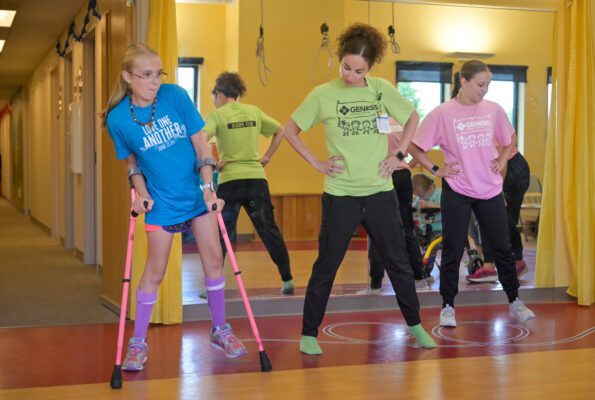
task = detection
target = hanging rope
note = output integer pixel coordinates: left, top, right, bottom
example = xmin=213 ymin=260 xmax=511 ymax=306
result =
xmin=388 ymin=3 xmax=401 ymax=54
xmin=309 ymin=4 xmax=334 ymax=85
xmin=255 ymin=0 xmax=272 ymax=86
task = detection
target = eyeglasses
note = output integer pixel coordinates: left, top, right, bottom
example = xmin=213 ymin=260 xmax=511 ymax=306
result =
xmin=131 ymin=71 xmax=168 ymax=81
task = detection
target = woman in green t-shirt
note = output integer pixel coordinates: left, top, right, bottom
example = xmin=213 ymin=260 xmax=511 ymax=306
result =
xmin=283 ymin=23 xmax=436 ymax=354
xmin=202 ymin=72 xmax=294 ymax=295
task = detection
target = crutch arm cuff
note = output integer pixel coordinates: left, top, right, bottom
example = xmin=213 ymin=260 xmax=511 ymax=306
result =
xmin=127 ymin=166 xmax=144 ymax=188
xmin=195 ymin=157 xmax=217 ymax=174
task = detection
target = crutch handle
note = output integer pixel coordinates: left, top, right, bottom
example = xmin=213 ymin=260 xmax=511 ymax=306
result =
xmin=130 ymin=201 xmax=149 ymax=217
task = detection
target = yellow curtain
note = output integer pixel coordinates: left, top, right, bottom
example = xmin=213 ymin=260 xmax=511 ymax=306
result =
xmin=130 ymin=0 xmax=183 ymax=324
xmin=536 ymin=0 xmax=595 ymax=305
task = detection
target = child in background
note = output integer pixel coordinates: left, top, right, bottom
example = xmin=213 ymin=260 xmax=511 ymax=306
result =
xmin=412 ymin=173 xmax=442 ymax=238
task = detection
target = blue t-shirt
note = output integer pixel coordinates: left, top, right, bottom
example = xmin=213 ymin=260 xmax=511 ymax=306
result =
xmin=106 ymin=84 xmax=206 ymax=226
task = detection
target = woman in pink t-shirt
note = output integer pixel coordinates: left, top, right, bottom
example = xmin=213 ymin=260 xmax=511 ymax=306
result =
xmin=408 ymin=60 xmax=535 ymax=328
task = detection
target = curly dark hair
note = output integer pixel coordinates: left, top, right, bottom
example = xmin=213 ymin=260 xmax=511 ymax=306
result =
xmin=336 ymin=23 xmax=387 ymax=67
xmin=212 ymin=72 xmax=246 ymax=99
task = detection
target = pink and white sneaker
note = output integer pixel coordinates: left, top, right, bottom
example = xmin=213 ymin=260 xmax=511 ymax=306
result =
xmin=210 ymin=323 xmax=248 ymax=358
xmin=122 ymin=337 xmax=148 ymax=371
xmin=466 ymin=266 xmax=498 ymax=283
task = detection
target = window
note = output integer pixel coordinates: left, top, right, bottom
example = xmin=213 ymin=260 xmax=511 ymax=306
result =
xmin=396 ymin=61 xmax=453 ymax=121
xmin=177 ymin=57 xmax=204 ymax=109
xmin=484 ymin=64 xmax=527 ymax=152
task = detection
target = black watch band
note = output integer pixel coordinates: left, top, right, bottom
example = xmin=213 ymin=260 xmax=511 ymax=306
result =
xmin=431 ymin=165 xmax=440 ymax=175
xmin=396 ymin=151 xmax=405 ymax=161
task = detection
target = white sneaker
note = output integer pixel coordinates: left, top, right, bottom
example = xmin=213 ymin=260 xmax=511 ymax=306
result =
xmin=509 ymin=298 xmax=535 ymax=323
xmin=415 ymin=279 xmax=431 ymax=291
xmin=440 ymin=305 xmax=457 ymax=327
xmin=356 ymin=286 xmax=382 ymax=295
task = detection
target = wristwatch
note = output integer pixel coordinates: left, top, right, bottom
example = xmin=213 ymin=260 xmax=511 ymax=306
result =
xmin=431 ymin=165 xmax=440 ymax=175
xmin=396 ymin=150 xmax=406 ymax=161
xmin=200 ymin=181 xmax=216 ymax=192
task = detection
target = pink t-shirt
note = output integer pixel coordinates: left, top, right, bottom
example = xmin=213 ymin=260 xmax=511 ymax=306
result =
xmin=412 ymin=99 xmax=513 ymax=199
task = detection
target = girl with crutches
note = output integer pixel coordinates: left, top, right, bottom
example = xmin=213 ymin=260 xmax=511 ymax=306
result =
xmin=283 ymin=23 xmax=436 ymax=355
xmin=103 ymin=43 xmax=246 ymax=372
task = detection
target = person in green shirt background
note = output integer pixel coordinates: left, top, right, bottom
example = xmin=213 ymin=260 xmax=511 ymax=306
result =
xmin=283 ymin=23 xmax=436 ymax=355
xmin=202 ymin=72 xmax=294 ymax=295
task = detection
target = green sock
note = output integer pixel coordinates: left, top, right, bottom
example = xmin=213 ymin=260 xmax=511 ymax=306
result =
xmin=300 ymin=335 xmax=323 ymax=354
xmin=409 ymin=324 xmax=437 ymax=349
xmin=281 ymin=280 xmax=295 ymax=294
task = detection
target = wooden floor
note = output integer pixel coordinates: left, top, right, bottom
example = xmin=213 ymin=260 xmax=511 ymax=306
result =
xmin=0 ymin=303 xmax=593 ymax=399
xmin=182 ymin=243 xmax=538 ymax=303
xmin=3 ymin=349 xmax=593 ymax=399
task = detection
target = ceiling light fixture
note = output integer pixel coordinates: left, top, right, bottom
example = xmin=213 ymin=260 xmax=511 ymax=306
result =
xmin=0 ymin=10 xmax=16 ymax=28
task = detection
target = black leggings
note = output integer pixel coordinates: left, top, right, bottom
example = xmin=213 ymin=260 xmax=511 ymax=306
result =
xmin=217 ymin=179 xmax=292 ymax=282
xmin=367 ymin=169 xmax=425 ymax=284
xmin=302 ymin=191 xmax=421 ymax=337
xmin=440 ymin=180 xmax=519 ymax=307
xmin=482 ymin=153 xmax=530 ymax=263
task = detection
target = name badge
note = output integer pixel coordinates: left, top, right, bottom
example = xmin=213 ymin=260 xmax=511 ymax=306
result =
xmin=376 ymin=112 xmax=391 ymax=134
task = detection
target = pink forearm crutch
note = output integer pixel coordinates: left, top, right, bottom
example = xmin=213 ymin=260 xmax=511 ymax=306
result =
xmin=110 ymin=189 xmax=142 ymax=389
xmin=215 ymin=211 xmax=272 ymax=372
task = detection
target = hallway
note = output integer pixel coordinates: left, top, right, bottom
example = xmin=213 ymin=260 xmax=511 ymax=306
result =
xmin=0 ymin=198 xmax=117 ymax=327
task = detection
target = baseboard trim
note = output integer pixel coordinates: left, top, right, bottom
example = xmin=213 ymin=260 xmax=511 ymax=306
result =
xmin=183 ymin=286 xmax=576 ymax=322
xmin=74 ymin=248 xmax=84 ymax=262
xmin=30 ymin=216 xmax=51 ymax=235
xmin=236 ymin=234 xmax=255 ymax=243
xmin=101 ymin=295 xmax=127 ymax=318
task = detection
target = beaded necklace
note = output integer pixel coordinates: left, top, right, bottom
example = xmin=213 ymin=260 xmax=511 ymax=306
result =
xmin=129 ymin=94 xmax=157 ymax=128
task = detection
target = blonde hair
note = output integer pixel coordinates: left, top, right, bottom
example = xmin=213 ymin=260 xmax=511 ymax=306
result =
xmin=101 ymin=43 xmax=160 ymax=126
xmin=412 ymin=173 xmax=435 ymax=192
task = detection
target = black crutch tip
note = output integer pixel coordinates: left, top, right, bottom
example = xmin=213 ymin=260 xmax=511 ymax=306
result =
xmin=110 ymin=365 xmax=123 ymax=389
xmin=259 ymin=351 xmax=273 ymax=372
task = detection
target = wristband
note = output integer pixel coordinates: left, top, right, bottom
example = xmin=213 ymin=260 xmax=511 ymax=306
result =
xmin=431 ymin=165 xmax=439 ymax=175
xmin=396 ymin=151 xmax=405 ymax=161
xmin=200 ymin=181 xmax=216 ymax=192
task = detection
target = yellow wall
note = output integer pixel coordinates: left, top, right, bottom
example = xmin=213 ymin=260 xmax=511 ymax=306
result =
xmin=0 ymin=113 xmax=11 ymax=199
xmin=176 ymin=0 xmax=553 ymax=236
xmin=27 ymin=73 xmax=53 ymax=227
xmin=236 ymin=0 xmax=345 ymax=195
xmin=343 ymin=1 xmax=553 ymax=179
xmin=177 ymin=0 xmax=553 ymax=193
xmin=176 ymin=3 xmax=227 ymax=116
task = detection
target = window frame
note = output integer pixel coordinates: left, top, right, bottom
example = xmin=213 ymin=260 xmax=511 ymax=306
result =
xmin=395 ymin=61 xmax=454 ymax=118
xmin=177 ymin=57 xmax=204 ymax=108
xmin=486 ymin=64 xmax=528 ymax=132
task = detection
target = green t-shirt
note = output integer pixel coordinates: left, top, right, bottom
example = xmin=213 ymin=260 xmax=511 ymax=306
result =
xmin=291 ymin=76 xmax=415 ymax=196
xmin=203 ymin=102 xmax=280 ymax=184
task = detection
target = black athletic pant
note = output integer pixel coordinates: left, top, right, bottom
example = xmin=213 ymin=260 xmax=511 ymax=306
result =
xmin=217 ymin=179 xmax=292 ymax=282
xmin=367 ymin=169 xmax=425 ymax=285
xmin=440 ymin=180 xmax=519 ymax=307
xmin=302 ymin=190 xmax=421 ymax=337
xmin=482 ymin=153 xmax=531 ymax=263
